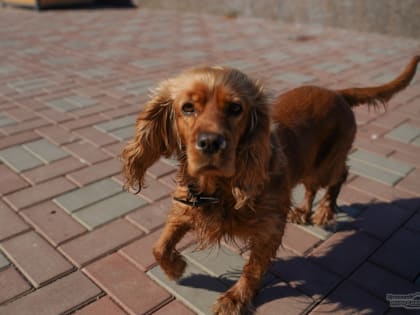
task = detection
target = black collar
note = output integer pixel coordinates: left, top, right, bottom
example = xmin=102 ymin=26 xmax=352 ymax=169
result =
xmin=173 ymin=185 xmax=220 ymax=208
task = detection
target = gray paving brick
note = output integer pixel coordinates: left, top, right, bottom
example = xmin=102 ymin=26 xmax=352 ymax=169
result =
xmin=0 ymin=251 xmax=10 ymax=269
xmin=0 ymin=114 xmax=16 ymax=127
xmin=132 ymin=59 xmax=164 ymax=69
xmin=349 ymin=149 xmax=414 ymax=176
xmin=9 ymin=78 xmax=51 ymax=92
xmin=111 ymin=126 xmax=135 ymax=140
xmin=117 ymin=81 xmax=153 ymax=95
xmin=223 ymin=60 xmax=255 ymax=71
xmin=95 ymin=115 xmax=136 ymax=132
xmin=73 ymin=192 xmax=147 ymax=230
xmin=274 ymin=72 xmax=315 ymax=84
xmin=348 ymin=159 xmax=403 ymax=186
xmin=54 ymin=178 xmax=122 ymax=213
xmin=262 ymin=52 xmax=290 ymax=62
xmin=0 ymin=65 xmax=16 ymax=75
xmin=412 ymin=136 xmax=420 ymax=146
xmin=48 ymin=98 xmax=80 ymax=112
xmin=0 ymin=146 xmax=44 ymax=172
xmin=66 ymin=95 xmax=96 ymax=107
xmin=23 ymin=139 xmax=69 ymax=163
xmin=184 ymin=246 xmax=275 ymax=287
xmin=346 ymin=54 xmax=374 ymax=64
xmin=148 ymin=263 xmax=226 ymax=315
xmin=386 ymin=123 xmax=420 ymax=143
xmin=314 ymin=62 xmax=351 ymax=74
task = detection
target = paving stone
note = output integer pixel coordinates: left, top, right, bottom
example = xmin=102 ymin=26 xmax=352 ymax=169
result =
xmin=311 ymin=281 xmax=388 ymax=315
xmin=75 ymin=296 xmax=126 ymax=315
xmin=350 ymin=262 xmax=418 ymax=301
xmin=348 ymin=158 xmax=403 ymax=186
xmin=352 ymin=203 xmax=412 ymax=240
xmin=21 ymin=201 xmax=86 ymax=246
xmin=153 ymin=300 xmax=196 ymax=315
xmin=22 ymin=156 xmax=86 ymax=184
xmin=0 ymin=131 xmax=40 ymax=150
xmin=54 ymin=178 xmax=122 ymax=213
xmin=0 ymin=164 xmax=29 ymax=195
xmin=48 ymin=98 xmax=79 ymax=112
xmin=370 ymin=228 xmax=420 ymax=281
xmin=111 ymin=125 xmax=135 ymax=140
xmin=35 ymin=125 xmax=79 ymax=146
xmin=64 ymin=141 xmax=111 ymax=165
xmin=62 ymin=114 xmax=108 ymax=131
xmin=5 ymin=177 xmax=76 ymax=210
xmin=396 ymin=169 xmax=420 ymax=196
xmin=147 ymin=160 xmax=176 ymax=179
xmin=309 ymin=230 xmax=380 ymax=277
xmin=0 ymin=145 xmax=44 ymax=172
xmin=314 ymin=62 xmax=351 ymax=74
xmin=274 ymin=72 xmax=315 ymax=84
xmin=84 ymin=253 xmax=172 ymax=315
xmin=0 ymin=251 xmax=9 ymax=269
xmin=67 ymin=95 xmax=97 ymax=107
xmin=404 ymin=212 xmax=420 ymax=233
xmin=253 ymin=280 xmax=315 ymax=315
xmin=95 ymin=115 xmax=136 ymax=132
xmin=0 ymin=271 xmax=101 ymax=315
xmin=0 ymin=267 xmax=31 ymax=304
xmin=73 ymin=192 xmax=147 ymax=230
xmin=139 ymin=175 xmax=174 ymax=202
xmin=0 ymin=113 xmax=16 ymax=127
xmin=0 ymin=200 xmax=30 ymax=241
xmin=67 ymin=159 xmax=121 ymax=186
xmin=386 ymin=123 xmax=420 ymax=143
xmin=74 ymin=127 xmax=118 ymax=147
xmin=1 ymin=117 xmax=50 ymax=135
xmin=0 ymin=231 xmax=73 ymax=287
xmin=126 ymin=197 xmax=171 ymax=233
xmin=349 ymin=149 xmax=414 ymax=177
xmin=148 ymin=263 xmax=226 ymax=315
xmin=59 ymin=219 xmax=143 ymax=267
xmin=337 ymin=185 xmax=375 ymax=207
xmin=282 ymin=223 xmax=322 ymax=255
xmin=272 ymin=247 xmax=341 ymax=300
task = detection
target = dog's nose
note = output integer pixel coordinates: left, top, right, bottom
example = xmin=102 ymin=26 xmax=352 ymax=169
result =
xmin=196 ymin=132 xmax=226 ymax=154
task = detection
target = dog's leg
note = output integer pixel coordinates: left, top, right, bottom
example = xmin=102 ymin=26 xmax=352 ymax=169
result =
xmin=153 ymin=217 xmax=191 ymax=280
xmin=213 ymin=233 xmax=283 ymax=315
xmin=312 ymin=169 xmax=348 ymax=226
xmin=288 ymin=185 xmax=316 ymax=225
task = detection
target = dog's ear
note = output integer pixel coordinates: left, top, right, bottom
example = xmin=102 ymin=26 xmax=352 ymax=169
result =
xmin=231 ymin=89 xmax=272 ymax=209
xmin=122 ymin=81 xmax=176 ymax=192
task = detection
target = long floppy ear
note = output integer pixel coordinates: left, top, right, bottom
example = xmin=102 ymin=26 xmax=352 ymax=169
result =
xmin=121 ymin=81 xmax=177 ymax=192
xmin=231 ymin=87 xmax=272 ymax=209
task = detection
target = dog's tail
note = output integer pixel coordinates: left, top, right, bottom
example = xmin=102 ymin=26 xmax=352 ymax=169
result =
xmin=338 ymin=56 xmax=420 ymax=108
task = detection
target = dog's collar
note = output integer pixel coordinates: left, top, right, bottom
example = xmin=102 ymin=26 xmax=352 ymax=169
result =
xmin=173 ymin=185 xmax=220 ymax=208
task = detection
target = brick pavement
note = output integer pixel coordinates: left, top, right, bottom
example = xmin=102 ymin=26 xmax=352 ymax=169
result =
xmin=0 ymin=6 xmax=419 ymax=315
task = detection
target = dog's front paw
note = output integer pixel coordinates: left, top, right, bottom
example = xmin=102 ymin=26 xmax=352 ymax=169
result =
xmin=288 ymin=207 xmax=311 ymax=225
xmin=165 ymin=253 xmax=187 ymax=280
xmin=312 ymin=204 xmax=335 ymax=226
xmin=213 ymin=291 xmax=252 ymax=315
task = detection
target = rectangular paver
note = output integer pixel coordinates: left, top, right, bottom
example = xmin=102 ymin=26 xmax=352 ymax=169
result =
xmin=23 ymin=139 xmax=69 ymax=163
xmin=0 ymin=200 xmax=30 ymax=241
xmin=54 ymin=178 xmax=122 ymax=213
xmin=348 ymin=158 xmax=403 ymax=186
xmin=59 ymin=219 xmax=143 ymax=267
xmin=0 ymin=164 xmax=29 ymax=195
xmin=0 ymin=231 xmax=73 ymax=287
xmin=385 ymin=122 xmax=420 ymax=143
xmin=0 ymin=267 xmax=31 ymax=304
xmin=84 ymin=253 xmax=172 ymax=315
xmin=95 ymin=115 xmax=136 ymax=132
xmin=0 ymin=145 xmax=44 ymax=172
xmin=0 ymin=251 xmax=10 ymax=270
xmin=73 ymin=192 xmax=147 ymax=230
xmin=148 ymin=263 xmax=227 ymax=315
xmin=0 ymin=271 xmax=101 ymax=315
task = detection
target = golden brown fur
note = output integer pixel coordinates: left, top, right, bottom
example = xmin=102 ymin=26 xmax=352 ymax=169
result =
xmin=121 ymin=56 xmax=419 ymax=314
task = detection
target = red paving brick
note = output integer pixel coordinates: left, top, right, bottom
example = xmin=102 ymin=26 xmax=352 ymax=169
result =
xmin=21 ymin=201 xmax=87 ymax=246
xmin=59 ymin=219 xmax=143 ymax=267
xmin=0 ymin=267 xmax=31 ymax=304
xmin=0 ymin=231 xmax=73 ymax=287
xmin=0 ymin=164 xmax=29 ymax=195
xmin=4 ymin=176 xmax=77 ymax=210
xmin=0 ymin=271 xmax=101 ymax=315
xmin=0 ymin=7 xmax=419 ymax=315
xmin=75 ymin=296 xmax=126 ymax=315
xmin=0 ymin=200 xmax=30 ymax=241
xmin=67 ymin=159 xmax=121 ymax=186
xmin=22 ymin=156 xmax=86 ymax=184
xmin=84 ymin=253 xmax=172 ymax=315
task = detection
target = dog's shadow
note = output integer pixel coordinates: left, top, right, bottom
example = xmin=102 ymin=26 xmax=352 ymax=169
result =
xmin=176 ymin=198 xmax=420 ymax=314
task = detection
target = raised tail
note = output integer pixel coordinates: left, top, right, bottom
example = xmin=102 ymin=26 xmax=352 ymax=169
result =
xmin=338 ymin=56 xmax=420 ymax=108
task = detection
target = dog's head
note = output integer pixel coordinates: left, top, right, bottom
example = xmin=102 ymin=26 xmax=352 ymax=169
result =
xmin=122 ymin=66 xmax=272 ymax=206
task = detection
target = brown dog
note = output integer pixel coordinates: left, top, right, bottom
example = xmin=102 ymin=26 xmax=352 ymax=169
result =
xmin=122 ymin=56 xmax=419 ymax=314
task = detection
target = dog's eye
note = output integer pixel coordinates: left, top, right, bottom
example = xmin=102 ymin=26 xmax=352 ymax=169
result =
xmin=182 ymin=102 xmax=195 ymax=115
xmin=227 ymin=102 xmax=243 ymax=116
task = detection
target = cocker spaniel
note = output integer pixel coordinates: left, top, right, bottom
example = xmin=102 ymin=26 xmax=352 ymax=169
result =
xmin=122 ymin=56 xmax=419 ymax=315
